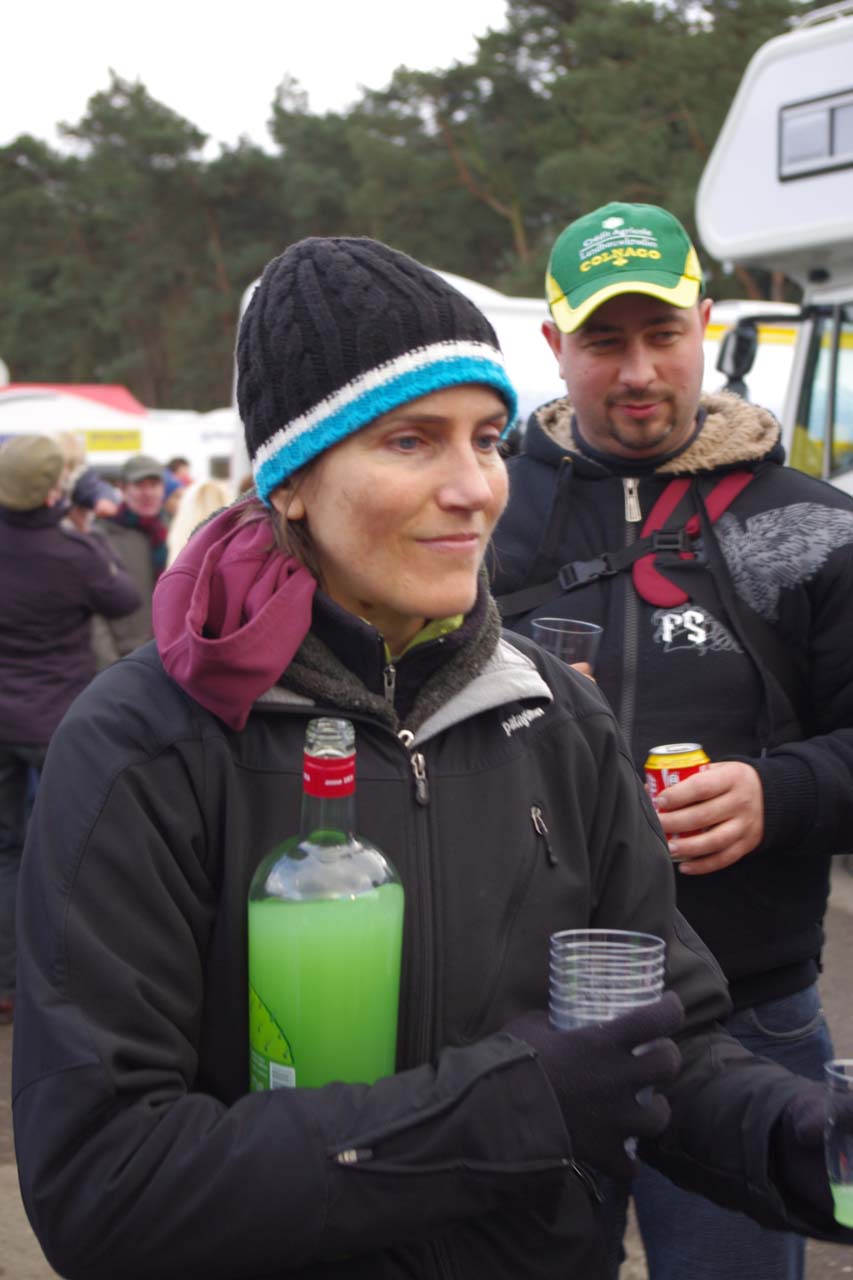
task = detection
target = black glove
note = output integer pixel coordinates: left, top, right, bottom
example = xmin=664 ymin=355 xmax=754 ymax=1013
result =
xmin=771 ymin=1081 xmax=853 ymax=1228
xmin=504 ymin=990 xmax=684 ymax=1180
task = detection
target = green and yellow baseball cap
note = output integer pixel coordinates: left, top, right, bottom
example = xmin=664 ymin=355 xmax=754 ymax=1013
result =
xmin=546 ymin=202 xmax=703 ymax=334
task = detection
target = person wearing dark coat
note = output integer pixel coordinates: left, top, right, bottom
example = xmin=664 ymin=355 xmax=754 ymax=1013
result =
xmin=11 ymin=242 xmax=853 ymax=1279
xmin=492 ymin=201 xmax=853 ymax=1280
xmin=0 ymin=434 xmax=140 ymax=1023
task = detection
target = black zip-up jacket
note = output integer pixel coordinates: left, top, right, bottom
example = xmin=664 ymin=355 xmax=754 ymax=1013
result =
xmin=492 ymin=392 xmax=853 ymax=1009
xmin=12 ymin=614 xmax=848 ymax=1279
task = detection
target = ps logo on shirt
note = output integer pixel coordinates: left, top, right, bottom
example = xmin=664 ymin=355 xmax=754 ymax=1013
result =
xmin=659 ymin=609 xmax=708 ymax=648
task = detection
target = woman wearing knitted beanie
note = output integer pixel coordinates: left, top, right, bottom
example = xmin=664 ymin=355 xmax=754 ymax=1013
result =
xmin=13 ymin=238 xmax=853 ymax=1279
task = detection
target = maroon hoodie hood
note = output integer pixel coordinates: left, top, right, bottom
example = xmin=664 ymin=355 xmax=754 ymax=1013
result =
xmin=153 ymin=502 xmax=316 ymax=730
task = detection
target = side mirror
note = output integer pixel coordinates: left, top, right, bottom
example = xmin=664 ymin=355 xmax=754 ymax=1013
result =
xmin=717 ymin=320 xmax=758 ymax=398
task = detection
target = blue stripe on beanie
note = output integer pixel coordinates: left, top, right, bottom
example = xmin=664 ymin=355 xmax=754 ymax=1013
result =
xmin=254 ymin=353 xmax=517 ymax=503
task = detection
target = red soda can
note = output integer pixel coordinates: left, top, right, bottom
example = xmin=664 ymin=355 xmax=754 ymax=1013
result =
xmin=645 ymin=744 xmax=711 ymax=847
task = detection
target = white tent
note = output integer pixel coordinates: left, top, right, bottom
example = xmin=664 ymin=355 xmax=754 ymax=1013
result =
xmin=0 ymin=389 xmax=148 ymax=471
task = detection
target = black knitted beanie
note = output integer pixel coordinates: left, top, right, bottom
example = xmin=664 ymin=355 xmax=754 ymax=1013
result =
xmin=236 ymin=237 xmax=518 ymax=502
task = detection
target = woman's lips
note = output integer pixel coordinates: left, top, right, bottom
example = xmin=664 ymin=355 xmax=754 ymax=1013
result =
xmin=418 ymin=533 xmax=481 ymax=552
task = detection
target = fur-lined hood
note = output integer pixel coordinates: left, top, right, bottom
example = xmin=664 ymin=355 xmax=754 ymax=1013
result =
xmin=532 ymin=391 xmax=782 ymax=475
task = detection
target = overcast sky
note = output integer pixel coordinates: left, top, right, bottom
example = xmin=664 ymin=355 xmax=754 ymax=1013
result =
xmin=4 ymin=0 xmax=511 ymax=152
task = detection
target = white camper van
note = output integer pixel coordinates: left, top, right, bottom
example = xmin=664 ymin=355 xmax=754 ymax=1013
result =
xmin=697 ymin=0 xmax=853 ymax=493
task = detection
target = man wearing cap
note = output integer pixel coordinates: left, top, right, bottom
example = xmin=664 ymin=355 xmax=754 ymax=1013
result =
xmin=91 ymin=453 xmax=170 ymax=668
xmin=492 ymin=202 xmax=853 ymax=1280
xmin=0 ymin=435 xmax=139 ymax=1024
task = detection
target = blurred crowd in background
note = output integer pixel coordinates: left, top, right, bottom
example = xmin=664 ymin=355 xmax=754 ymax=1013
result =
xmin=0 ymin=432 xmax=233 ymax=1024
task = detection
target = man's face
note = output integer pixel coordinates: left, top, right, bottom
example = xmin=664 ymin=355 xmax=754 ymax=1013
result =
xmin=543 ymin=294 xmax=712 ymax=459
xmin=123 ymin=476 xmax=165 ymax=518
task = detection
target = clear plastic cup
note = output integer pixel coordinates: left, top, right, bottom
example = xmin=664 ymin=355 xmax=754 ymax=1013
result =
xmin=548 ymin=928 xmax=667 ymax=1150
xmin=531 ymin=618 xmax=604 ymax=670
xmin=825 ymin=1059 xmax=853 ymax=1227
xmin=549 ymin=930 xmax=666 ymax=1027
xmin=550 ymin=929 xmax=665 ymax=956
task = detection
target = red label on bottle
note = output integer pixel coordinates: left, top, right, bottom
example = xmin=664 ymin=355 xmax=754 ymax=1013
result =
xmin=303 ymin=753 xmax=356 ymax=798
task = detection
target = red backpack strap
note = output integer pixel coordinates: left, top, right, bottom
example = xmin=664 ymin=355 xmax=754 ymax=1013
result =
xmin=632 ymin=471 xmax=753 ymax=607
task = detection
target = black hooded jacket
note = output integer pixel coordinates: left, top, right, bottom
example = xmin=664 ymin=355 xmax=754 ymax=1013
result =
xmin=15 ymin=598 xmax=852 ymax=1278
xmin=493 ymin=392 xmax=853 ymax=1009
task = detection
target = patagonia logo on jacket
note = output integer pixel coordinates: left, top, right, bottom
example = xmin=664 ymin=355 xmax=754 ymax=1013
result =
xmin=502 ymin=707 xmax=546 ymax=738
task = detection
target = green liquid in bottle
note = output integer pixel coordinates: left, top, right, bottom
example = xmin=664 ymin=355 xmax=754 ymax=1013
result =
xmin=830 ymin=1182 xmax=853 ymax=1228
xmin=249 ymin=884 xmax=404 ymax=1090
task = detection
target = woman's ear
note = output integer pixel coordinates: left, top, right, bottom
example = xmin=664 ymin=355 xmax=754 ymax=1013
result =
xmin=270 ymin=486 xmax=305 ymax=521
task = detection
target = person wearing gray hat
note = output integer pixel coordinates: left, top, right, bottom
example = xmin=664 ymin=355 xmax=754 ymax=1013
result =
xmin=0 ymin=433 xmax=66 ymax=512
xmin=0 ymin=434 xmax=139 ymax=1024
xmin=90 ymin=452 xmax=169 ymax=667
xmin=121 ymin=453 xmax=165 ymax=486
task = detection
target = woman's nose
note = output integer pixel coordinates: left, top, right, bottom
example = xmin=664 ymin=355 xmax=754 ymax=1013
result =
xmin=436 ymin=447 xmax=495 ymax=509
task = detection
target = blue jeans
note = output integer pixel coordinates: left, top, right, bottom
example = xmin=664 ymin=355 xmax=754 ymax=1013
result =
xmin=604 ymin=984 xmax=834 ymax=1280
xmin=0 ymin=744 xmax=46 ymax=995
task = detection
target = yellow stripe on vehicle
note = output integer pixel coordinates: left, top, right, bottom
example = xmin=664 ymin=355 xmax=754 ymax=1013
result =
xmin=705 ymin=324 xmax=797 ymax=344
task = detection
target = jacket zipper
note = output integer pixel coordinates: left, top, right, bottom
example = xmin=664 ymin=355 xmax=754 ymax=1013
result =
xmin=396 ymin=729 xmax=436 ymax=1071
xmin=398 ymin=729 xmax=429 ymax=805
xmin=623 ymin=476 xmax=642 ymax=523
xmin=383 ymin=662 xmax=396 ymax=704
xmin=530 ymin=805 xmax=557 ymax=866
xmin=619 ymin=478 xmax=642 ymax=752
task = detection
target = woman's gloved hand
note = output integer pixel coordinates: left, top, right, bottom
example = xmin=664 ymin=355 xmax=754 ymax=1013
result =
xmin=770 ymin=1081 xmax=853 ymax=1232
xmin=504 ymin=990 xmax=684 ymax=1180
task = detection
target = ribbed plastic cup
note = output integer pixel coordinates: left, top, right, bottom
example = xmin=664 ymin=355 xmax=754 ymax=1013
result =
xmin=550 ymin=929 xmax=665 ymax=956
xmin=825 ymin=1059 xmax=853 ymax=1227
xmin=548 ymin=930 xmax=666 ymax=1032
xmin=549 ymin=928 xmax=667 ymax=1153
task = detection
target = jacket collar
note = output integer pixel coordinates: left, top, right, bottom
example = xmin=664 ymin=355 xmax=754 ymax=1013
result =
xmin=280 ymin=577 xmax=502 ymax=733
xmin=523 ymin=391 xmax=784 ymax=476
xmin=0 ymin=503 xmax=66 ymax=528
xmin=260 ymin=635 xmax=553 ymax=747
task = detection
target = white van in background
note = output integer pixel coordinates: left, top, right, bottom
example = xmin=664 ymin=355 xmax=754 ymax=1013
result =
xmin=697 ymin=1 xmax=853 ymax=494
xmin=702 ymin=300 xmax=800 ymax=421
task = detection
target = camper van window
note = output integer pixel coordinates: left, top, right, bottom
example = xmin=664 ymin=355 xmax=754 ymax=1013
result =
xmin=791 ymin=308 xmax=853 ymax=479
xmin=838 ymin=102 xmax=853 ymax=154
xmin=779 ymin=90 xmax=853 ymax=180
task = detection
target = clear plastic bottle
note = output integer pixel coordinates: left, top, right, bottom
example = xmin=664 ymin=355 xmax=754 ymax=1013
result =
xmin=248 ymin=717 xmax=404 ymax=1090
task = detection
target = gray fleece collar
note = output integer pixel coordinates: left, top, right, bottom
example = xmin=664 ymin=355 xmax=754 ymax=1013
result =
xmin=257 ymin=636 xmax=552 ymax=745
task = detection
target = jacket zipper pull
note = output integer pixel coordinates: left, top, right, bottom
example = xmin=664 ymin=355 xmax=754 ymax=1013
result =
xmin=410 ymin=752 xmax=429 ymax=805
xmin=398 ymin=730 xmax=430 ymax=805
xmin=623 ymin=477 xmax=642 ymax=523
xmin=531 ymin=805 xmax=557 ymax=866
xmin=383 ymin=663 xmax=397 ymax=704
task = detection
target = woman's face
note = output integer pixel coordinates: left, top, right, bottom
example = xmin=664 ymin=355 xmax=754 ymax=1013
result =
xmin=272 ymin=385 xmax=510 ymax=655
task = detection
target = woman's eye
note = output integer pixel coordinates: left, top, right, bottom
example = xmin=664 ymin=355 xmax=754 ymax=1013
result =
xmin=391 ymin=434 xmax=422 ymax=452
xmin=476 ymin=432 xmax=502 ymax=452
